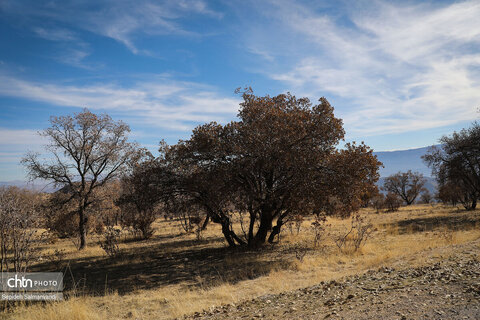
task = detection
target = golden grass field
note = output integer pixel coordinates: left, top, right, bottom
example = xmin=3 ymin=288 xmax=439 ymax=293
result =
xmin=2 ymin=204 xmax=480 ymax=320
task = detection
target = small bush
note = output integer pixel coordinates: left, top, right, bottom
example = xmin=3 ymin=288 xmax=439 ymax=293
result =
xmin=333 ymin=215 xmax=374 ymax=253
xmin=119 ymin=203 xmax=156 ymax=239
xmin=384 ymin=193 xmax=402 ymax=212
xmin=371 ymin=194 xmax=385 ymax=213
xmin=311 ymin=214 xmax=329 ymax=248
xmin=285 ymin=214 xmax=304 ymax=235
xmin=99 ymin=226 xmax=121 ymax=257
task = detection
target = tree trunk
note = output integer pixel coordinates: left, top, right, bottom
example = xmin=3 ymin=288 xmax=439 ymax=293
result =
xmin=221 ymin=222 xmax=236 ymax=247
xmin=216 ymin=216 xmax=245 ymax=247
xmin=78 ymin=206 xmax=87 ymax=250
xmin=201 ymin=216 xmax=210 ymax=230
xmin=247 ymin=211 xmax=256 ymax=246
xmin=268 ymin=218 xmax=284 ymax=243
xmin=466 ymin=197 xmax=477 ymax=210
xmin=250 ymin=211 xmax=273 ymax=248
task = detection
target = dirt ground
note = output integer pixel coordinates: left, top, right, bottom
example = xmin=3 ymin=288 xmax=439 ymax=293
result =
xmin=185 ymin=239 xmax=480 ymax=320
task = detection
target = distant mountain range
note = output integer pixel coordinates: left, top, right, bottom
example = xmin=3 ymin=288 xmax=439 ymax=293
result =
xmin=373 ymin=146 xmax=436 ymax=177
xmin=1 ymin=145 xmax=439 ymax=193
xmin=374 ymin=145 xmax=438 ymax=194
xmin=0 ymin=180 xmax=56 ymax=193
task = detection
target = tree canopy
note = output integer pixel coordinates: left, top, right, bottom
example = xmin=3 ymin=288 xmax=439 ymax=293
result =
xmin=155 ymin=91 xmax=381 ymax=248
xmin=423 ymin=122 xmax=480 ymax=210
xmin=382 ymin=170 xmax=427 ymax=205
xmin=22 ymin=109 xmax=139 ymax=249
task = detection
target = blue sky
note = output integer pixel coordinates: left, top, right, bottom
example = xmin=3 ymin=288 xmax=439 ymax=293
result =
xmin=0 ymin=0 xmax=479 ymax=181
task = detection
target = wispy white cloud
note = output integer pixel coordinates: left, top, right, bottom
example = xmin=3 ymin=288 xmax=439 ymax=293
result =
xmin=33 ymin=27 xmax=77 ymax=41
xmin=0 ymin=74 xmax=240 ymax=131
xmin=0 ymin=129 xmax=44 ymax=146
xmin=0 ymin=129 xmax=45 ymax=180
xmin=83 ymin=0 xmax=223 ymax=54
xmin=31 ymin=26 xmax=94 ymax=69
xmin=2 ymin=0 xmax=223 ymax=55
xmin=244 ymin=0 xmax=480 ymax=137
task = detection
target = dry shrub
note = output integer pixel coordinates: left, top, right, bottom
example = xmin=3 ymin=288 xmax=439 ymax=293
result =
xmin=99 ymin=226 xmax=121 ymax=257
xmin=285 ymin=215 xmax=304 ymax=235
xmin=119 ymin=202 xmax=156 ymax=240
xmin=0 ymin=187 xmax=41 ymax=272
xmin=311 ymin=214 xmax=329 ymax=248
xmin=371 ymin=194 xmax=385 ymax=213
xmin=292 ymin=242 xmax=308 ymax=262
xmin=178 ymin=213 xmax=207 ymax=241
xmin=384 ymin=192 xmax=402 ymax=212
xmin=333 ymin=214 xmax=374 ymax=253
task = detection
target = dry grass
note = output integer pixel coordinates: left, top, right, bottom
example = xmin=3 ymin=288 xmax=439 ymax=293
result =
xmin=0 ymin=297 xmax=102 ymax=320
xmin=4 ymin=204 xmax=480 ymax=320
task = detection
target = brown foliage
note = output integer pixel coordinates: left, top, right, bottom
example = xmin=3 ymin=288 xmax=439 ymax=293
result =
xmin=44 ymin=182 xmax=121 ymax=240
xmin=423 ymin=122 xmax=480 ymax=210
xmin=420 ymin=190 xmax=433 ymax=204
xmin=154 ymin=91 xmax=381 ymax=248
xmin=384 ymin=192 xmax=402 ymax=212
xmin=371 ymin=193 xmax=385 ymax=213
xmin=117 ymin=153 xmax=160 ymax=240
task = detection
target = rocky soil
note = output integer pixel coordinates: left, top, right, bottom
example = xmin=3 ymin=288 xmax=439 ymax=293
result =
xmin=184 ymin=250 xmax=480 ymax=319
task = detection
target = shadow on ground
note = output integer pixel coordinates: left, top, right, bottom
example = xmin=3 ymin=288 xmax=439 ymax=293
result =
xmin=30 ymin=234 xmax=294 ymax=296
xmin=384 ymin=209 xmax=480 ymax=234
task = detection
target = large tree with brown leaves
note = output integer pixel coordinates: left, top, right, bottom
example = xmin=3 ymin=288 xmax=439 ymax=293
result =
xmin=157 ymin=91 xmax=381 ymax=248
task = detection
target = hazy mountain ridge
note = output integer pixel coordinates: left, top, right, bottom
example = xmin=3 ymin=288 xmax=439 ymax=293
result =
xmin=374 ymin=145 xmax=438 ymax=194
xmin=373 ymin=146 xmax=436 ymax=177
xmin=0 ymin=180 xmax=57 ymax=192
xmin=1 ymin=146 xmax=439 ymax=193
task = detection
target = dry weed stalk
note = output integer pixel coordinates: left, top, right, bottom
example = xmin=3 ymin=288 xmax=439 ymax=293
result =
xmin=311 ymin=214 xmax=329 ymax=248
xmin=334 ymin=214 xmax=374 ymax=253
xmin=99 ymin=226 xmax=121 ymax=257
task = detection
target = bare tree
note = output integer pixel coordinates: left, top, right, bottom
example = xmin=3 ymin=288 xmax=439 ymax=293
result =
xmin=22 ymin=109 xmax=139 ymax=249
xmin=382 ymin=170 xmax=427 ymax=205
